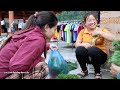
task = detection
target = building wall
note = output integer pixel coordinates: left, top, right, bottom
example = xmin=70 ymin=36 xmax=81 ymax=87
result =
xmin=100 ymin=11 xmax=120 ymax=35
xmin=4 ymin=18 xmax=23 ymax=24
xmin=3 ymin=18 xmax=24 ymax=29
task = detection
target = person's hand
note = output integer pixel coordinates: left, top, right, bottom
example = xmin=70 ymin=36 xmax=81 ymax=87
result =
xmin=91 ymin=30 xmax=101 ymax=37
xmin=110 ymin=63 xmax=120 ymax=77
xmin=82 ymin=43 xmax=92 ymax=49
xmin=50 ymin=44 xmax=59 ymax=50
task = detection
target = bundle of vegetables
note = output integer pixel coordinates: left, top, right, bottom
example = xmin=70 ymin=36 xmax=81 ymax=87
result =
xmin=112 ymin=40 xmax=120 ymax=50
xmin=67 ymin=61 xmax=78 ymax=71
xmin=108 ymin=40 xmax=120 ymax=66
xmin=56 ymin=74 xmax=80 ymax=79
xmin=108 ymin=51 xmax=120 ymax=66
xmin=49 ymin=56 xmax=68 ymax=75
xmin=91 ymin=27 xmax=100 ymax=44
xmin=91 ymin=28 xmax=104 ymax=45
xmin=92 ymin=35 xmax=99 ymax=44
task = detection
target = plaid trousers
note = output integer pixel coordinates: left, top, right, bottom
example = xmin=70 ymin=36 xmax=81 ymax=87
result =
xmin=5 ymin=62 xmax=49 ymax=79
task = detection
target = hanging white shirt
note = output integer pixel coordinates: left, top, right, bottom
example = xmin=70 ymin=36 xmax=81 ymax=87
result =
xmin=18 ymin=21 xmax=24 ymax=29
xmin=1 ymin=20 xmax=5 ymax=25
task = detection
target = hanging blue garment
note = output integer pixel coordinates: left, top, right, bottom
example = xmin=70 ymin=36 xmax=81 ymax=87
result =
xmin=63 ymin=31 xmax=65 ymax=41
xmin=74 ymin=24 xmax=79 ymax=31
xmin=60 ymin=24 xmax=62 ymax=30
xmin=64 ymin=31 xmax=67 ymax=41
xmin=73 ymin=31 xmax=78 ymax=41
xmin=70 ymin=31 xmax=73 ymax=43
xmin=63 ymin=31 xmax=67 ymax=41
xmin=71 ymin=24 xmax=75 ymax=31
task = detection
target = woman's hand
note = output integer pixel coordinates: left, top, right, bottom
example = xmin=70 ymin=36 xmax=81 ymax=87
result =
xmin=110 ymin=63 xmax=120 ymax=77
xmin=91 ymin=28 xmax=115 ymax=42
xmin=91 ymin=30 xmax=101 ymax=37
xmin=50 ymin=44 xmax=59 ymax=50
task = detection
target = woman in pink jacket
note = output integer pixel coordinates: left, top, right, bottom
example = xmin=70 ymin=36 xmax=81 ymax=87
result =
xmin=0 ymin=11 xmax=58 ymax=79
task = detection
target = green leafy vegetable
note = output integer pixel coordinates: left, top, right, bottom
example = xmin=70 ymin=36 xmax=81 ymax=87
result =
xmin=56 ymin=74 xmax=80 ymax=79
xmin=67 ymin=62 xmax=77 ymax=71
xmin=92 ymin=35 xmax=99 ymax=44
xmin=108 ymin=51 xmax=120 ymax=66
xmin=112 ymin=40 xmax=120 ymax=50
xmin=51 ymin=57 xmax=55 ymax=62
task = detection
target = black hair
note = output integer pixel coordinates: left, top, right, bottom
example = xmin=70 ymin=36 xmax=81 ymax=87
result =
xmin=23 ymin=11 xmax=58 ymax=30
xmin=1 ymin=11 xmax=58 ymax=59
xmin=84 ymin=13 xmax=98 ymax=23
xmin=24 ymin=11 xmax=58 ymax=58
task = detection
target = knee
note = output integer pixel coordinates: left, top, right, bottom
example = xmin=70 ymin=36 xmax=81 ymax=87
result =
xmin=41 ymin=63 xmax=49 ymax=78
xmin=88 ymin=46 xmax=97 ymax=50
xmin=88 ymin=46 xmax=99 ymax=54
xmin=45 ymin=65 xmax=49 ymax=76
xmin=75 ymin=46 xmax=87 ymax=56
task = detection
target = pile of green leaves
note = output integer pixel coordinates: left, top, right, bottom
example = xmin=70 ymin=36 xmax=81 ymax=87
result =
xmin=112 ymin=40 xmax=120 ymax=50
xmin=108 ymin=51 xmax=120 ymax=66
xmin=56 ymin=74 xmax=80 ymax=79
xmin=108 ymin=40 xmax=120 ymax=66
xmin=67 ymin=62 xmax=78 ymax=71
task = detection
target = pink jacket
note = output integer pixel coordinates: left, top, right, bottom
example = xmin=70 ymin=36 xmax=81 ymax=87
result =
xmin=0 ymin=26 xmax=50 ymax=79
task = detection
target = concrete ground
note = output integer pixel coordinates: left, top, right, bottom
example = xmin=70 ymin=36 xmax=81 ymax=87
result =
xmin=45 ymin=40 xmax=112 ymax=79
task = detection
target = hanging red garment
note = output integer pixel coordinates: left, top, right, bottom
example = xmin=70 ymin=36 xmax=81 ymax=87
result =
xmin=78 ymin=25 xmax=84 ymax=34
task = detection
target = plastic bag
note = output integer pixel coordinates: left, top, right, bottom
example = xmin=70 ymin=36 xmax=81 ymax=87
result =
xmin=48 ymin=49 xmax=69 ymax=78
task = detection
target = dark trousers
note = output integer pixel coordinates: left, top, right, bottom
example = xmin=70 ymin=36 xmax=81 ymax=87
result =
xmin=75 ymin=46 xmax=107 ymax=74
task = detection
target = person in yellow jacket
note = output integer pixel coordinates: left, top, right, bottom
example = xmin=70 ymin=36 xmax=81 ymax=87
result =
xmin=54 ymin=29 xmax=59 ymax=39
xmin=75 ymin=13 xmax=116 ymax=79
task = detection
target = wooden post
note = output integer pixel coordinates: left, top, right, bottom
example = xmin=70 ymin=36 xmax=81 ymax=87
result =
xmin=98 ymin=11 xmax=100 ymax=25
xmin=8 ymin=11 xmax=14 ymax=35
xmin=22 ymin=11 xmax=26 ymax=23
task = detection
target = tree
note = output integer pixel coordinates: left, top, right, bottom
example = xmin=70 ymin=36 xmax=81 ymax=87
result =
xmin=56 ymin=11 xmax=99 ymax=21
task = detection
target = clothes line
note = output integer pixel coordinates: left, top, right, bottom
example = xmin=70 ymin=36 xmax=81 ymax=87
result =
xmin=52 ymin=21 xmax=85 ymax=49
